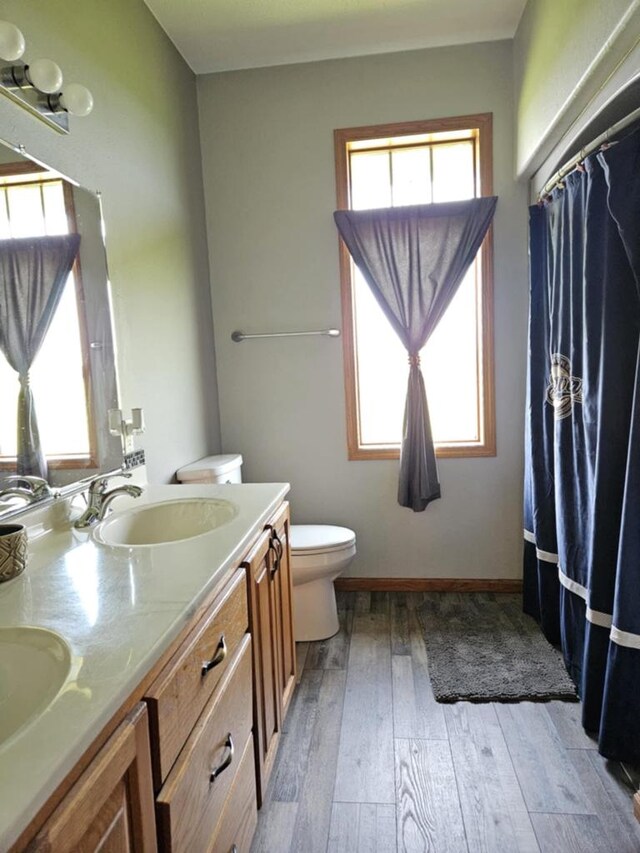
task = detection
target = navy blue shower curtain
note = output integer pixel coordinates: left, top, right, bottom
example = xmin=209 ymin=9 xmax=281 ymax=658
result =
xmin=524 ymin=127 xmax=640 ymax=763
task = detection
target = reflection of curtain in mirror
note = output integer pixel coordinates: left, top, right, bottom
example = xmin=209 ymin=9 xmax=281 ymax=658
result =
xmin=0 ymin=234 xmax=81 ymax=478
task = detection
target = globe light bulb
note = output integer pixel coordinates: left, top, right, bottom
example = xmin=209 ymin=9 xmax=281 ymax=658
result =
xmin=0 ymin=21 xmax=25 ymax=62
xmin=59 ymin=83 xmax=93 ymax=117
xmin=26 ymin=58 xmax=63 ymax=94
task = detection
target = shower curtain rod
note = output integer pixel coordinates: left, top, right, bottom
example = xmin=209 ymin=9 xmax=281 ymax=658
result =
xmin=539 ymin=104 xmax=640 ymax=200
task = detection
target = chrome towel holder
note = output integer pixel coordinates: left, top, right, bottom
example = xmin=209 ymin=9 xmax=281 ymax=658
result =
xmin=231 ymin=328 xmax=340 ymax=342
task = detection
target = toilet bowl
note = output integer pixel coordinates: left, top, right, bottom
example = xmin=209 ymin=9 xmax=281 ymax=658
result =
xmin=175 ymin=456 xmax=357 ymax=643
xmin=290 ymin=525 xmax=356 ymax=642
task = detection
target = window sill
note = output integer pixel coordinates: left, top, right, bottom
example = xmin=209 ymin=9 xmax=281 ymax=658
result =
xmin=0 ymin=456 xmax=97 ymax=471
xmin=348 ymin=441 xmax=496 ymax=461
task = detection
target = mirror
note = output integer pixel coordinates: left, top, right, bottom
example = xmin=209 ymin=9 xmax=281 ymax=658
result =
xmin=0 ymin=137 xmax=122 ymax=517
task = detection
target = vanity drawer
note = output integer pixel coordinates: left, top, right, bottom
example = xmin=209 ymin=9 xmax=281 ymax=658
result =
xmin=146 ymin=568 xmax=248 ymax=785
xmin=156 ymin=634 xmax=253 ymax=853
xmin=208 ymin=735 xmax=257 ymax=853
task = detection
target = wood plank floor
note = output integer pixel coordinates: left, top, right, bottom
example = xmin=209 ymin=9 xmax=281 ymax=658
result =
xmin=251 ymin=592 xmax=640 ymax=853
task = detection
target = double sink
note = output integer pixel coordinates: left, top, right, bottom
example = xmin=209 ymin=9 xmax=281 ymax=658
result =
xmin=0 ymin=496 xmax=237 ymax=748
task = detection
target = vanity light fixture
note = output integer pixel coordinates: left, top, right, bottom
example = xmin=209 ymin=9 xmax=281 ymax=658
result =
xmin=0 ymin=20 xmax=25 ymax=62
xmin=55 ymin=83 xmax=94 ymax=117
xmin=0 ymin=20 xmax=94 ymax=134
xmin=24 ymin=57 xmax=63 ymax=93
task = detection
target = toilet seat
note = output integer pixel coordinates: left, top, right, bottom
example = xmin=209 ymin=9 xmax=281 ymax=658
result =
xmin=290 ymin=524 xmax=356 ymax=556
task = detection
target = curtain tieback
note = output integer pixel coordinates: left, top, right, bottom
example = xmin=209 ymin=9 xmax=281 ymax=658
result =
xmin=408 ymin=353 xmax=421 ymax=367
xmin=18 ymin=372 xmax=31 ymax=390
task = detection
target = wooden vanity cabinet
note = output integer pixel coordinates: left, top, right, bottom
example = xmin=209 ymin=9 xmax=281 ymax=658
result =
xmin=26 ymin=703 xmax=157 ymax=853
xmin=243 ymin=502 xmax=296 ymax=805
xmin=17 ymin=498 xmax=295 ymax=852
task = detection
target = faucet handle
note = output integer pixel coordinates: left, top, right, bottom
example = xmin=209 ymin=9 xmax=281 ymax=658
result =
xmin=88 ymin=469 xmax=132 ymax=497
xmin=1 ymin=475 xmax=51 ymax=495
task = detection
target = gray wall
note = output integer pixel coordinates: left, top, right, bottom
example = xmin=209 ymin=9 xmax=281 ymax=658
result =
xmin=0 ymin=0 xmax=221 ymax=482
xmin=198 ymin=41 xmax=529 ymax=579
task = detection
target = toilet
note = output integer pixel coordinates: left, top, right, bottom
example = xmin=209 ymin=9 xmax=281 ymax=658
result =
xmin=288 ymin=524 xmax=356 ymax=641
xmin=176 ymin=455 xmax=356 ymax=642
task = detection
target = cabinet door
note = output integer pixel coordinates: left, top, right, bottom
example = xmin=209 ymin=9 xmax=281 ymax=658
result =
xmin=28 ymin=703 xmax=157 ymax=853
xmin=268 ymin=502 xmax=296 ymax=719
xmin=243 ymin=529 xmax=280 ymax=806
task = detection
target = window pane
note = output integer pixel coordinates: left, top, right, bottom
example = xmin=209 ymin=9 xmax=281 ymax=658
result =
xmin=350 ymin=151 xmax=391 ymax=210
xmin=32 ymin=277 xmax=91 ymax=456
xmin=422 ymin=269 xmax=479 ymax=442
xmin=354 ymin=270 xmax=406 ymax=445
xmin=391 ymin=147 xmax=431 ymax=205
xmin=348 ymin=133 xmax=482 ymax=448
xmin=0 ymin=356 xmax=18 ymax=456
xmin=0 ymin=280 xmax=90 ymax=458
xmin=42 ymin=182 xmax=69 ymax=235
xmin=432 ymin=141 xmax=475 ymax=202
xmin=0 ymin=192 xmax=10 ymax=238
xmin=354 ymin=265 xmax=480 ymax=446
xmin=0 ymin=178 xmax=92 ymax=462
xmin=6 ymin=185 xmax=46 ymax=236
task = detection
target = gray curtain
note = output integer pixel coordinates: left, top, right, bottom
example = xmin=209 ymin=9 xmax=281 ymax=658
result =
xmin=334 ymin=198 xmax=497 ymax=511
xmin=0 ymin=234 xmax=81 ymax=478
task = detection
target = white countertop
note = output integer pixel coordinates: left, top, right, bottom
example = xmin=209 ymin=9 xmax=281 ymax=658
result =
xmin=0 ymin=481 xmax=289 ymax=851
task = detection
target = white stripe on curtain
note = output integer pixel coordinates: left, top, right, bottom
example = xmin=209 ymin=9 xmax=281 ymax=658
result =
xmin=523 ymin=531 xmax=636 ymax=643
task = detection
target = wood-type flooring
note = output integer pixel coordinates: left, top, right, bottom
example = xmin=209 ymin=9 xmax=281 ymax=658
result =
xmin=251 ymin=591 xmax=640 ymax=853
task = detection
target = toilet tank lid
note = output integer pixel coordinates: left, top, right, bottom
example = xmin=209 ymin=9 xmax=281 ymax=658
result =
xmin=290 ymin=524 xmax=356 ymax=553
xmin=176 ymin=454 xmax=243 ymax=479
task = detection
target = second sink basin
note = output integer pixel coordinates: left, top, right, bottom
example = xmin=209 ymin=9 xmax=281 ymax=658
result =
xmin=92 ymin=498 xmax=238 ymax=547
xmin=0 ymin=627 xmax=72 ymax=747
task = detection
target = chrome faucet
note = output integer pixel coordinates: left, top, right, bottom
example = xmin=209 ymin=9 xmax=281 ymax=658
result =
xmin=73 ymin=470 xmax=143 ymax=529
xmin=0 ymin=475 xmax=55 ymax=503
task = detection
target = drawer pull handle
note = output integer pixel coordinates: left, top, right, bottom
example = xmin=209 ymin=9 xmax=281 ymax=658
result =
xmin=231 ymin=847 xmax=238 ymax=853
xmin=210 ymin=733 xmax=234 ymax=783
xmin=270 ymin=529 xmax=283 ymax=576
xmin=202 ymin=635 xmax=227 ymax=677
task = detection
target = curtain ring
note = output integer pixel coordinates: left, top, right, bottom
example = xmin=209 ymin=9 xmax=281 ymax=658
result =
xmin=408 ymin=353 xmax=421 ymax=367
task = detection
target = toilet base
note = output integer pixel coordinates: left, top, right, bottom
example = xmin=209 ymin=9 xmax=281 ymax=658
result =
xmin=292 ymin=574 xmax=340 ymax=642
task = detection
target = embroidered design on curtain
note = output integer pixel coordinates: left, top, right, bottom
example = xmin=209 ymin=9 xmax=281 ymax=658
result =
xmin=545 ymin=354 xmax=583 ymax=419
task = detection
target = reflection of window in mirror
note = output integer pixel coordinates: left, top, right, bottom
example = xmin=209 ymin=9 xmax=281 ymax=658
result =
xmin=0 ymin=163 xmax=97 ymax=470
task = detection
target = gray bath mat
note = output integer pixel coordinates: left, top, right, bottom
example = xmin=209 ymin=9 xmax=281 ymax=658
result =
xmin=417 ymin=593 xmax=578 ymax=702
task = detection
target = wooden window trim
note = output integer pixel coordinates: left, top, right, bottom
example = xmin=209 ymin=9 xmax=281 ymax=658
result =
xmin=0 ymin=456 xmax=96 ymax=471
xmin=334 ymin=113 xmax=496 ymax=461
xmin=0 ymin=165 xmax=99 ymax=470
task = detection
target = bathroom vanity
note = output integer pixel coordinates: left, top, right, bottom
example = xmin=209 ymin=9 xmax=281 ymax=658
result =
xmin=0 ymin=482 xmax=295 ymax=852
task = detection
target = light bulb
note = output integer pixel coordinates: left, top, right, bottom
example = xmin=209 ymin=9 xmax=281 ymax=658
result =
xmin=26 ymin=58 xmax=63 ymax=93
xmin=0 ymin=20 xmax=25 ymax=62
xmin=59 ymin=82 xmax=93 ymax=117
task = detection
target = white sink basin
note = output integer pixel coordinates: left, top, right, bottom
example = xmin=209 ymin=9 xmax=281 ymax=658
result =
xmin=93 ymin=498 xmax=238 ymax=547
xmin=0 ymin=627 xmax=72 ymax=746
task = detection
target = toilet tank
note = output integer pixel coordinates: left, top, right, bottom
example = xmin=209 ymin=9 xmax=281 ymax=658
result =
xmin=176 ymin=454 xmax=243 ymax=485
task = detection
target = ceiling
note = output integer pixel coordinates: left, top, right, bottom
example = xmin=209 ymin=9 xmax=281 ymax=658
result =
xmin=143 ymin=0 xmax=528 ymax=74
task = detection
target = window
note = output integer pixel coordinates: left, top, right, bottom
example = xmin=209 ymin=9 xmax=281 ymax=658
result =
xmin=0 ymin=163 xmax=97 ymax=469
xmin=334 ymin=114 xmax=495 ymax=459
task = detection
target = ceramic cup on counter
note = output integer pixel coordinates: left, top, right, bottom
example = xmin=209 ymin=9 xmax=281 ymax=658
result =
xmin=0 ymin=523 xmax=27 ymax=582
